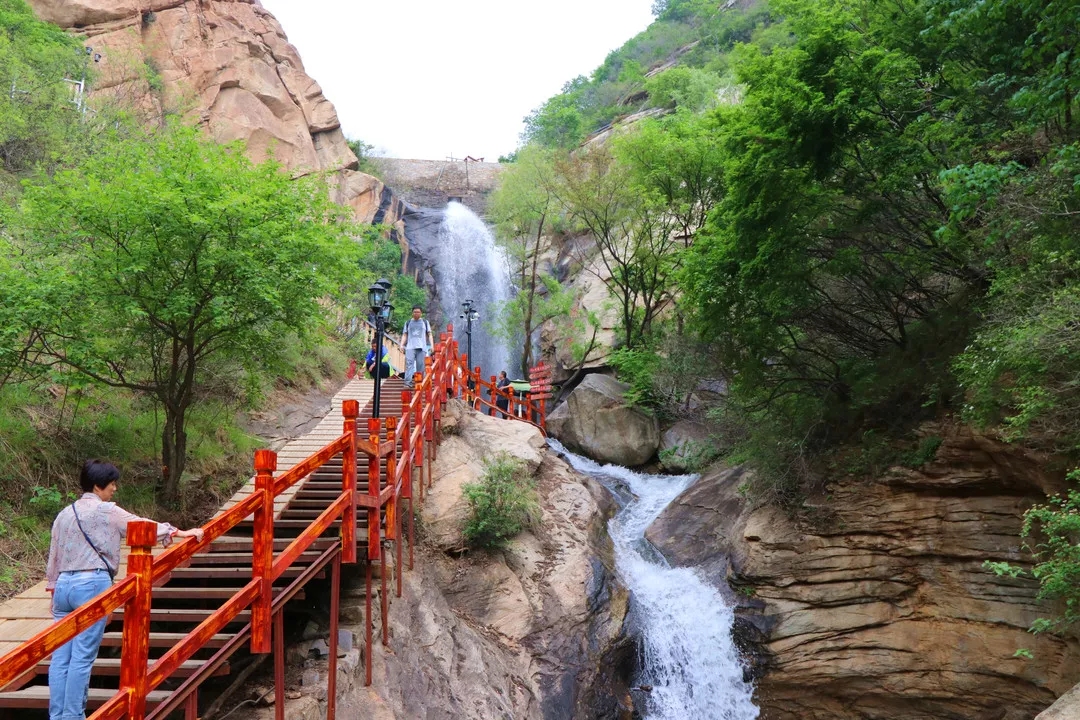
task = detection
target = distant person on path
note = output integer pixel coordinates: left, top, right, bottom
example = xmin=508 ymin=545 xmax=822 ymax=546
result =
xmin=495 ymin=370 xmax=511 ymax=419
xmin=365 ymin=337 xmax=397 ymax=380
xmin=401 ymin=305 xmax=434 ymax=388
xmin=46 ymin=460 xmax=204 ymax=720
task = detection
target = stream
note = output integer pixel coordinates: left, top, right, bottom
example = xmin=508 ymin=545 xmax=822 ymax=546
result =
xmin=550 ymin=440 xmax=760 ymax=720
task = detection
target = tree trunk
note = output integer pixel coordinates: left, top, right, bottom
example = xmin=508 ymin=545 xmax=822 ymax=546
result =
xmin=159 ymin=401 xmax=188 ymax=506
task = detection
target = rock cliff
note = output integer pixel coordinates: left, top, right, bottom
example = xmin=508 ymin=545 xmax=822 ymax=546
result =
xmin=646 ymin=425 xmax=1080 ymax=719
xmin=336 ymin=401 xmax=632 ymax=719
xmin=27 ymin=0 xmax=405 ymax=231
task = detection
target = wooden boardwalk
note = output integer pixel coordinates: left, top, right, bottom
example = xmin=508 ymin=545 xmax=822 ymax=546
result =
xmin=0 ymin=376 xmax=381 ymax=712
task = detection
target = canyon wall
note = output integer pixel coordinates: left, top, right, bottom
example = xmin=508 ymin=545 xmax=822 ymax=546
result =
xmin=647 ymin=425 xmax=1080 ymax=719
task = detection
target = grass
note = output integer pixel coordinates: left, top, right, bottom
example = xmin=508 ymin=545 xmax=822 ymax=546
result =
xmin=0 ymin=330 xmax=351 ymax=599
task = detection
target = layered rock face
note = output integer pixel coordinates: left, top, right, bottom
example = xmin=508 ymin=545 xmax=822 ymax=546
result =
xmin=547 ymin=374 xmax=660 ymax=467
xmin=27 ymin=0 xmax=402 ymax=229
xmin=647 ymin=426 xmax=1080 ymax=719
xmin=342 ymin=401 xmax=632 ymax=719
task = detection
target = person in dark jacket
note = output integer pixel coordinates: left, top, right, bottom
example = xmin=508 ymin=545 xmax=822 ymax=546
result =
xmin=495 ymin=370 xmax=511 ymax=419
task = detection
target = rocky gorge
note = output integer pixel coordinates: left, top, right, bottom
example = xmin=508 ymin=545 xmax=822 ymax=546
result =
xmin=646 ymin=425 xmax=1080 ymax=719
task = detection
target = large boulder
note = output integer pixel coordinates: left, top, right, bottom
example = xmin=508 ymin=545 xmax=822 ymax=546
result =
xmin=1037 ymin=682 xmax=1080 ymax=719
xmin=658 ymin=420 xmax=714 ymax=473
xmin=547 ymin=374 xmax=659 ymax=467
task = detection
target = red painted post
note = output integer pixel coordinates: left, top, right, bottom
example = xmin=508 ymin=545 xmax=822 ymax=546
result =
xmin=401 ymin=389 xmax=415 ymax=570
xmin=380 ymin=541 xmax=389 ymax=645
xmin=489 ymin=375 xmax=497 ymax=416
xmin=364 ymin=562 xmax=373 ymax=686
xmin=274 ymin=610 xmax=285 ymax=720
xmin=366 ymin=417 xmax=381 ymax=562
xmin=342 ymin=399 xmax=359 ymax=565
xmin=385 ymin=416 xmax=398 ymax=543
xmin=120 ymin=520 xmax=156 ymax=720
xmin=184 ymin=689 xmax=198 ymax=720
xmin=327 ymin=554 xmax=341 ymax=720
xmin=251 ymin=449 xmax=276 ymax=654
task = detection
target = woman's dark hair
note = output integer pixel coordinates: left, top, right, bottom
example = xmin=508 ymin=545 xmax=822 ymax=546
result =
xmin=80 ymin=460 xmax=120 ymax=492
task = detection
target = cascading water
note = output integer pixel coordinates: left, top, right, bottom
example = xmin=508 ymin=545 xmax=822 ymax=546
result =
xmin=432 ymin=202 xmax=516 ymax=378
xmin=550 ymin=439 xmax=760 ymax=720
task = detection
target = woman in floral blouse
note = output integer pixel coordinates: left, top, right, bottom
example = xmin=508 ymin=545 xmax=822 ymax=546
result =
xmin=46 ymin=460 xmax=204 ymax=720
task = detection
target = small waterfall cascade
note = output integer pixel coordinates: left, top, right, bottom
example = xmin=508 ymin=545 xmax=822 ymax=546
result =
xmin=550 ymin=439 xmax=760 ymax=720
xmin=432 ymin=202 xmax=515 ymax=378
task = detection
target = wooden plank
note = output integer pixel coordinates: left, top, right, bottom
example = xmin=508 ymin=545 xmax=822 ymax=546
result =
xmin=35 ymin=658 xmax=228 ymax=678
xmin=165 ymin=567 xmax=322 ymax=579
xmin=0 ymin=686 xmax=171 ymax=708
xmin=151 ymin=587 xmax=301 ymax=601
xmin=101 ymin=632 xmax=232 ymax=649
xmin=113 ymin=608 xmax=251 ymax=624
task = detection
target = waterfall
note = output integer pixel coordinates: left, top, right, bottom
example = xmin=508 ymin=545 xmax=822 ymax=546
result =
xmin=550 ymin=439 xmax=760 ymax=720
xmin=432 ymin=202 xmax=515 ymax=379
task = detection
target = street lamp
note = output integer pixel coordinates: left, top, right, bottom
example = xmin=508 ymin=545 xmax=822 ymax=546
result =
xmin=368 ymin=277 xmax=393 ymax=418
xmin=459 ymin=299 xmax=480 ymax=392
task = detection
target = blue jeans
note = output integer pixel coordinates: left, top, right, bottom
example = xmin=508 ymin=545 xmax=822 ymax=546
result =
xmin=49 ymin=569 xmax=111 ymax=720
xmin=405 ymin=347 xmax=426 ymax=386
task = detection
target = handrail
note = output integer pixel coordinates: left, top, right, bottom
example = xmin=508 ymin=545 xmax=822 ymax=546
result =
xmin=0 ymin=321 xmax=546 ymax=719
xmin=0 ymin=397 xmax=364 ymax=720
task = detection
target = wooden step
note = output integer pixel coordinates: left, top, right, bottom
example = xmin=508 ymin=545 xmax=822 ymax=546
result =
xmin=152 ymin=586 xmax=302 ymax=601
xmin=188 ymin=551 xmax=325 ymax=565
xmin=165 ymin=566 xmax=324 ymax=580
xmin=209 ymin=537 xmax=337 ymax=551
xmin=0 ymin=686 xmax=172 ymax=708
xmin=113 ymin=608 xmax=251 ymax=624
xmin=35 ymin=658 xmax=229 ymax=678
xmin=101 ymin=632 xmax=232 ymax=649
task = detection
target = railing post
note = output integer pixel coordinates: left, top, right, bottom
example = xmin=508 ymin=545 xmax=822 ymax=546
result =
xmin=384 ymin=417 xmax=398 ymax=543
xmin=401 ymin=389 xmax=415 ymax=569
xmin=366 ymin=417 xmax=381 ymax=562
xmin=120 ymin=520 xmax=157 ymax=720
xmin=251 ymin=449 xmax=276 ymax=654
xmin=342 ymin=399 xmax=359 ymax=565
xmin=489 ymin=375 xmax=497 ymax=416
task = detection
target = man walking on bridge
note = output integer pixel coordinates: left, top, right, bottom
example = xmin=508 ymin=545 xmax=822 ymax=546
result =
xmin=402 ymin=305 xmax=433 ymax=388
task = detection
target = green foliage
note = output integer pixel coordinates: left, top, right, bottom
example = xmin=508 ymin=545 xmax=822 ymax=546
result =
xmin=986 ymin=470 xmax=1080 ymax=634
xmin=0 ymin=0 xmax=85 ymax=175
xmin=645 ymin=67 xmax=720 ymax=111
xmin=346 ymin=137 xmax=381 ymax=177
xmin=461 ymin=454 xmax=539 ymax=549
xmin=8 ymin=122 xmax=360 ymax=501
xmin=609 ymin=346 xmax=663 ymax=412
xmin=28 ymin=486 xmax=70 ymax=518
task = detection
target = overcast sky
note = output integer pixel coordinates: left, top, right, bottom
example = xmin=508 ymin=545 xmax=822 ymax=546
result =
xmin=259 ymin=0 xmax=655 ymax=160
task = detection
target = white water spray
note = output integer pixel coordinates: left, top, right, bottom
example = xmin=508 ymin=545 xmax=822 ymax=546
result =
xmin=433 ymin=202 xmax=515 ymax=378
xmin=550 ymin=439 xmax=759 ymax=720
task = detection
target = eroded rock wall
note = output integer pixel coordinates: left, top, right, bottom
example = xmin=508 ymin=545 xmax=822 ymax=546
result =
xmin=333 ymin=401 xmax=632 ymax=719
xmin=27 ymin=0 xmax=405 ymax=232
xmin=646 ymin=426 xmax=1080 ymax=719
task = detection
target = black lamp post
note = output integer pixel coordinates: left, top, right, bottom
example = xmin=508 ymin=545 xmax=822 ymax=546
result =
xmin=460 ymin=299 xmax=479 ymax=387
xmin=368 ymin=277 xmax=393 ymax=418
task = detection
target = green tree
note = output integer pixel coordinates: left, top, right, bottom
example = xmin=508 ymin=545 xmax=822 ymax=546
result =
xmin=15 ymin=124 xmax=360 ymax=502
xmin=0 ymin=0 xmax=84 ymax=177
xmin=489 ymin=146 xmax=566 ymax=377
xmin=645 ymin=66 xmax=720 ymax=111
xmin=555 ymin=145 xmax=681 ymax=349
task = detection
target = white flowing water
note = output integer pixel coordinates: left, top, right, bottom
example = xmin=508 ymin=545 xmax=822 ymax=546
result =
xmin=550 ymin=440 xmax=760 ymax=720
xmin=433 ymin=202 xmax=515 ymax=379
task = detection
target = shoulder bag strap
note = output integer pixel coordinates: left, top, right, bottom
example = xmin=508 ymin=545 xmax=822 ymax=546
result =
xmin=70 ymin=503 xmax=116 ymax=582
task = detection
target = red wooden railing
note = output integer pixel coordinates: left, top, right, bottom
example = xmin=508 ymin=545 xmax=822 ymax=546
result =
xmin=459 ymin=360 xmax=553 ymax=434
xmin=0 ymin=323 xmax=550 ymax=719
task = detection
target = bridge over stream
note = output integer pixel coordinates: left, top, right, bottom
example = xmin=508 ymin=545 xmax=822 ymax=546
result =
xmin=0 ymin=326 xmax=552 ymax=720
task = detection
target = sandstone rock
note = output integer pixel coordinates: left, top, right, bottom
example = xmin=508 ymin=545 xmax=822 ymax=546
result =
xmin=26 ymin=0 xmax=406 ymax=228
xmin=658 ymin=420 xmax=714 ymax=473
xmin=547 ymin=374 xmax=659 ymax=467
xmin=1037 ymin=681 xmax=1080 ymax=719
xmin=421 ymin=400 xmax=545 ymax=552
xmin=646 ymin=426 xmax=1080 ymax=719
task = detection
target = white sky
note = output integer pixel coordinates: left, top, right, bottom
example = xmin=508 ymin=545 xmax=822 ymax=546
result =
xmin=259 ymin=0 xmax=655 ymax=160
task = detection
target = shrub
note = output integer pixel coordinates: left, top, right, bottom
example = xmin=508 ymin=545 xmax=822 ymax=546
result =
xmin=985 ymin=469 xmax=1080 ymax=635
xmin=461 ymin=454 xmax=539 ymax=549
